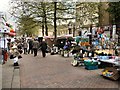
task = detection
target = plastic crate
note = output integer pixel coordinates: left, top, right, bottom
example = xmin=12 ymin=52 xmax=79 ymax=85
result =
xmin=84 ymin=61 xmax=98 ymax=66
xmin=85 ymin=65 xmax=98 ymax=70
xmin=102 ymin=67 xmax=120 ymax=80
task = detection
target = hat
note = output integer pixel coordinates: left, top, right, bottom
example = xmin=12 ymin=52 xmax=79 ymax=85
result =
xmin=12 ymin=45 xmax=17 ymax=49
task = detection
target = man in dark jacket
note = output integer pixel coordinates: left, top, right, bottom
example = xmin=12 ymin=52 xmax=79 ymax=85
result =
xmin=40 ymin=40 xmax=47 ymax=57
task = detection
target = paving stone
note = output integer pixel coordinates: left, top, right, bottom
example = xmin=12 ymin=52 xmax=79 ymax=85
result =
xmin=20 ymin=52 xmax=119 ymax=88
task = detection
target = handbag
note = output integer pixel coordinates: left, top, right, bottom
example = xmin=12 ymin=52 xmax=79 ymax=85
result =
xmin=46 ymin=49 xmax=49 ymax=53
xmin=18 ymin=55 xmax=22 ymax=59
xmin=18 ymin=49 xmax=23 ymax=54
xmin=10 ymin=54 xmax=16 ymax=59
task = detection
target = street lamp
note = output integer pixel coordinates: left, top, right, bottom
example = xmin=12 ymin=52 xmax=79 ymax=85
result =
xmin=68 ymin=22 xmax=72 ymax=34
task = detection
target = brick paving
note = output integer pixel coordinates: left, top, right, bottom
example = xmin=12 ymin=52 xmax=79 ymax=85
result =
xmin=2 ymin=59 xmax=20 ymax=89
xmin=19 ymin=52 xmax=119 ymax=88
xmin=2 ymin=60 xmax=14 ymax=88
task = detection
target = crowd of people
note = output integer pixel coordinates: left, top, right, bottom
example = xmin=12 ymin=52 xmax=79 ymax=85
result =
xmin=2 ymin=37 xmax=48 ymax=66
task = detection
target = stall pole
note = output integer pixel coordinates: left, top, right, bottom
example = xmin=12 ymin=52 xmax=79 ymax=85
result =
xmin=3 ymin=31 xmax=5 ymax=64
xmin=89 ymin=25 xmax=92 ymax=46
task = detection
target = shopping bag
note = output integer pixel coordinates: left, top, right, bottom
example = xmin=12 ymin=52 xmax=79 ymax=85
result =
xmin=18 ymin=55 xmax=22 ymax=59
xmin=10 ymin=55 xmax=15 ymax=59
xmin=46 ymin=49 xmax=49 ymax=53
xmin=18 ymin=49 xmax=23 ymax=54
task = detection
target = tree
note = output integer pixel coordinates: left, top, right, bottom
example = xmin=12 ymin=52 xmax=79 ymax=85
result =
xmin=107 ymin=2 xmax=120 ymax=43
xmin=17 ymin=15 xmax=39 ymax=36
xmin=9 ymin=1 xmax=40 ymax=36
xmin=76 ymin=2 xmax=99 ymax=27
xmin=54 ymin=1 xmax=76 ymax=38
xmin=9 ymin=1 xmax=76 ymax=38
xmin=107 ymin=2 xmax=120 ymax=24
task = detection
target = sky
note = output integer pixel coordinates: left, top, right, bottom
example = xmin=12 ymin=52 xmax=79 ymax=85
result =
xmin=0 ymin=0 xmax=17 ymax=30
xmin=0 ymin=0 xmax=10 ymax=12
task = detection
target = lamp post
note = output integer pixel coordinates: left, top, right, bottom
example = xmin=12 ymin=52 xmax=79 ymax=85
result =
xmin=68 ymin=22 xmax=72 ymax=34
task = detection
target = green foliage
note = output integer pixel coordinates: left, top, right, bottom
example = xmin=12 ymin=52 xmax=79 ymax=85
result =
xmin=17 ymin=15 xmax=39 ymax=36
xmin=76 ymin=2 xmax=99 ymax=26
xmin=10 ymin=1 xmax=76 ymax=37
xmin=107 ymin=2 xmax=120 ymax=23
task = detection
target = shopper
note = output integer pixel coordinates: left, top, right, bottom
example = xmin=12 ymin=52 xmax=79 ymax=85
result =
xmin=32 ymin=39 xmax=39 ymax=57
xmin=23 ymin=40 xmax=28 ymax=54
xmin=28 ymin=39 xmax=33 ymax=54
xmin=40 ymin=40 xmax=47 ymax=57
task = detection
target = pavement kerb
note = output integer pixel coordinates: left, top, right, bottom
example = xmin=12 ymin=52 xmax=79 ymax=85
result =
xmin=2 ymin=59 xmax=20 ymax=89
xmin=12 ymin=66 xmax=20 ymax=88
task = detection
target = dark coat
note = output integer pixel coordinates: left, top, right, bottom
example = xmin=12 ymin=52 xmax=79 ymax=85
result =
xmin=33 ymin=41 xmax=39 ymax=49
xmin=28 ymin=39 xmax=33 ymax=48
xmin=40 ymin=41 xmax=47 ymax=51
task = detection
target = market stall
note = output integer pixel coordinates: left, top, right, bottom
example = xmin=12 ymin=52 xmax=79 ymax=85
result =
xmin=56 ymin=35 xmax=74 ymax=57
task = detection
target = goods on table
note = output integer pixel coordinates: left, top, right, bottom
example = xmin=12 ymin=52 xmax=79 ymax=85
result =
xmin=95 ymin=49 xmax=114 ymax=55
xmin=98 ymin=56 xmax=120 ymax=68
xmin=102 ymin=67 xmax=120 ymax=80
xmin=80 ymin=38 xmax=90 ymax=46
xmin=102 ymin=70 xmax=114 ymax=77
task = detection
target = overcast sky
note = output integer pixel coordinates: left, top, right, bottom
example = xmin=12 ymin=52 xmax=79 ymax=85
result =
xmin=0 ymin=0 xmax=10 ymax=12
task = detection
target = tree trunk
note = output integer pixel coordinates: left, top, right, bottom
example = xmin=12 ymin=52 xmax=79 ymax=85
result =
xmin=45 ymin=13 xmax=48 ymax=36
xmin=42 ymin=19 xmax=44 ymax=36
xmin=54 ymin=2 xmax=57 ymax=39
xmin=42 ymin=2 xmax=48 ymax=36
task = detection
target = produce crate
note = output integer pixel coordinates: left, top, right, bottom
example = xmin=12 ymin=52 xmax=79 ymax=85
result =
xmin=85 ymin=65 xmax=98 ymax=70
xmin=84 ymin=61 xmax=98 ymax=66
xmin=102 ymin=67 xmax=120 ymax=80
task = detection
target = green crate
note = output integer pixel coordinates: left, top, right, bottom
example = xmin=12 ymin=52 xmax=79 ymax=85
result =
xmin=85 ymin=65 xmax=98 ymax=70
xmin=84 ymin=61 xmax=98 ymax=66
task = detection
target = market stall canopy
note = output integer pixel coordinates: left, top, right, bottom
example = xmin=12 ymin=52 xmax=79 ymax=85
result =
xmin=8 ymin=28 xmax=16 ymax=36
xmin=61 ymin=34 xmax=73 ymax=38
xmin=8 ymin=32 xmax=16 ymax=36
xmin=57 ymin=34 xmax=74 ymax=41
xmin=44 ymin=36 xmax=54 ymax=39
